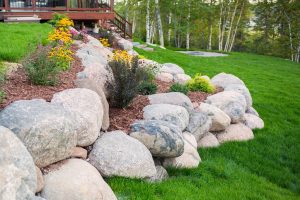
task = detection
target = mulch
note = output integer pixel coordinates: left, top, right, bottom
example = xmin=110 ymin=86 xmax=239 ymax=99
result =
xmin=0 ymin=45 xmax=84 ymax=109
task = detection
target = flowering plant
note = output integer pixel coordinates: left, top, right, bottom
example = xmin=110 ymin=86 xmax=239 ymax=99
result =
xmin=56 ymin=18 xmax=74 ymax=28
xmin=48 ymin=45 xmax=73 ymax=70
xmin=112 ymin=50 xmax=133 ymax=64
xmin=99 ymin=38 xmax=110 ymax=47
xmin=48 ymin=28 xmax=72 ymax=45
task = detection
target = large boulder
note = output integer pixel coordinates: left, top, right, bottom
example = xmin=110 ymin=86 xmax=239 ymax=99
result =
xmin=205 ymin=91 xmax=247 ymax=123
xmin=41 ymin=159 xmax=117 ymax=200
xmin=52 ymin=88 xmax=103 ymax=147
xmin=197 ymin=132 xmax=220 ymax=148
xmin=0 ymin=126 xmax=36 ymax=200
xmin=186 ymin=111 xmax=212 ymax=141
xmin=199 ymin=103 xmax=231 ymax=131
xmin=243 ymin=113 xmax=264 ymax=130
xmin=160 ymin=63 xmax=184 ymax=75
xmin=174 ymin=74 xmax=192 ymax=84
xmin=130 ymin=120 xmax=184 ymax=157
xmin=163 ymin=132 xmax=200 ymax=168
xmin=89 ymin=131 xmax=156 ymax=178
xmin=35 ymin=166 xmax=44 ymax=193
xmin=0 ymin=99 xmax=77 ymax=168
xmin=211 ymin=72 xmax=245 ymax=88
xmin=143 ymin=104 xmax=189 ymax=131
xmin=148 ymin=92 xmax=194 ymax=113
xmin=224 ymin=84 xmax=252 ymax=109
xmin=155 ymin=72 xmax=173 ymax=82
xmin=216 ymin=123 xmax=254 ymax=143
xmin=75 ymin=79 xmax=110 ymax=131
xmin=147 ymin=166 xmax=169 ymax=183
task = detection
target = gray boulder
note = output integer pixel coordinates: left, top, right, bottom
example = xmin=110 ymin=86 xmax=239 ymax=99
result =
xmin=148 ymin=92 xmax=194 ymax=113
xmin=163 ymin=132 xmax=200 ymax=168
xmin=211 ymin=72 xmax=245 ymax=88
xmin=161 ymin=63 xmax=184 ymax=75
xmin=155 ymin=72 xmax=173 ymax=82
xmin=199 ymin=103 xmax=231 ymax=131
xmin=244 ymin=113 xmax=264 ymax=130
xmin=147 ymin=166 xmax=169 ymax=183
xmin=0 ymin=126 xmax=36 ymax=200
xmin=216 ymin=123 xmax=254 ymax=143
xmin=130 ymin=120 xmax=184 ymax=157
xmin=41 ymin=159 xmax=117 ymax=200
xmin=186 ymin=111 xmax=212 ymax=141
xmin=246 ymin=107 xmax=259 ymax=117
xmin=35 ymin=166 xmax=44 ymax=193
xmin=75 ymin=79 xmax=110 ymax=131
xmin=224 ymin=84 xmax=252 ymax=109
xmin=174 ymin=74 xmax=191 ymax=84
xmin=0 ymin=99 xmax=77 ymax=168
xmin=205 ymin=91 xmax=247 ymax=123
xmin=143 ymin=104 xmax=189 ymax=131
xmin=197 ymin=132 xmax=220 ymax=148
xmin=52 ymin=88 xmax=103 ymax=147
xmin=89 ymin=131 xmax=156 ymax=178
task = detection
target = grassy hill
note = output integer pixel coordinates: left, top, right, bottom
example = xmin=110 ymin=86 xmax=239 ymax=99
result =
xmin=108 ymin=48 xmax=300 ymax=200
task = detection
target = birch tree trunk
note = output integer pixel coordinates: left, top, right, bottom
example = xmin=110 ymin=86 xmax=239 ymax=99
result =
xmin=221 ymin=3 xmax=230 ymax=51
xmin=224 ymin=0 xmax=238 ymax=52
xmin=218 ymin=0 xmax=224 ymax=51
xmin=155 ymin=0 xmax=164 ymax=47
xmin=285 ymin=11 xmax=294 ymax=61
xmin=168 ymin=12 xmax=172 ymax=45
xmin=186 ymin=0 xmax=191 ymax=50
xmin=207 ymin=0 xmax=213 ymax=50
xmin=146 ymin=0 xmax=151 ymax=44
xmin=229 ymin=2 xmax=244 ymax=52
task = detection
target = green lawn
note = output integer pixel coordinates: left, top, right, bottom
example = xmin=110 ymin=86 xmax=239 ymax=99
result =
xmin=108 ymin=48 xmax=300 ymax=199
xmin=0 ymin=23 xmax=52 ymax=62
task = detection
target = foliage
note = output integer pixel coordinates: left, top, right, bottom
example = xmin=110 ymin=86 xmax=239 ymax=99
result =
xmin=48 ymin=45 xmax=73 ymax=70
xmin=22 ymin=45 xmax=60 ymax=86
xmin=187 ymin=73 xmax=215 ymax=93
xmin=109 ymin=54 xmax=151 ymax=108
xmin=48 ymin=13 xmax=68 ymax=26
xmin=0 ymin=62 xmax=6 ymax=103
xmin=169 ymin=83 xmax=189 ymax=95
xmin=137 ymin=81 xmax=157 ymax=95
xmin=0 ymin=23 xmax=52 ymax=62
xmin=99 ymin=38 xmax=110 ymax=47
xmin=113 ymin=50 xmax=133 ymax=63
xmin=48 ymin=28 xmax=73 ymax=45
xmin=108 ymin=47 xmax=300 ymax=199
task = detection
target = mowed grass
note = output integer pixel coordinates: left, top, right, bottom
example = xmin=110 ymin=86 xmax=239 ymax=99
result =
xmin=0 ymin=23 xmax=52 ymax=62
xmin=107 ymin=48 xmax=300 ymax=199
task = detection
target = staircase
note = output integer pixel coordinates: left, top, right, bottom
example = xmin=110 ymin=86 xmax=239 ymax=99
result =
xmin=109 ymin=11 xmax=132 ymax=39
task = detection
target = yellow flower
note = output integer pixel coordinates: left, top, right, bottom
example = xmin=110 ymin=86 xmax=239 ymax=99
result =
xmin=112 ymin=50 xmax=133 ymax=64
xmin=48 ymin=29 xmax=72 ymax=45
xmin=56 ymin=18 xmax=74 ymax=28
xmin=99 ymin=38 xmax=110 ymax=47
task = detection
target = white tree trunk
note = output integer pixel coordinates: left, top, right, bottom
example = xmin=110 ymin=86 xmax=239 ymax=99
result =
xmin=186 ymin=0 xmax=191 ymax=50
xmin=285 ymin=11 xmax=294 ymax=61
xmin=221 ymin=2 xmax=230 ymax=51
xmin=224 ymin=0 xmax=238 ymax=52
xmin=155 ymin=0 xmax=164 ymax=47
xmin=132 ymin=8 xmax=136 ymax=34
xmin=168 ymin=12 xmax=172 ymax=45
xmin=146 ymin=0 xmax=151 ymax=44
xmin=218 ymin=0 xmax=224 ymax=51
xmin=229 ymin=2 xmax=244 ymax=52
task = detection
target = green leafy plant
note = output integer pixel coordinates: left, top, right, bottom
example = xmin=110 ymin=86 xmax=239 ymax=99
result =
xmin=22 ymin=45 xmax=60 ymax=86
xmin=138 ymin=81 xmax=157 ymax=95
xmin=187 ymin=73 xmax=215 ymax=93
xmin=0 ymin=62 xmax=6 ymax=103
xmin=170 ymin=83 xmax=189 ymax=95
xmin=109 ymin=56 xmax=152 ymax=108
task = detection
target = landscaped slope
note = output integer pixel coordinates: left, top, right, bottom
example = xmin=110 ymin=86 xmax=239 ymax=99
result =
xmin=108 ymin=48 xmax=300 ymax=199
xmin=0 ymin=23 xmax=52 ymax=62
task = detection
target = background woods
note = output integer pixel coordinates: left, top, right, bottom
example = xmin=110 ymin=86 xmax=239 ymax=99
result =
xmin=115 ymin=0 xmax=300 ymax=62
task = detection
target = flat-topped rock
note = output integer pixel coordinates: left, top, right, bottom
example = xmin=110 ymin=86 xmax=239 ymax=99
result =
xmin=160 ymin=63 xmax=185 ymax=75
xmin=211 ymin=72 xmax=245 ymax=88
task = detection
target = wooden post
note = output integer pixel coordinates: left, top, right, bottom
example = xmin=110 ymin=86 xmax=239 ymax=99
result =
xmin=32 ymin=0 xmax=36 ymax=11
xmin=4 ymin=0 xmax=8 ymax=11
xmin=110 ymin=0 xmax=113 ymax=11
xmin=66 ymin=0 xmax=69 ymax=11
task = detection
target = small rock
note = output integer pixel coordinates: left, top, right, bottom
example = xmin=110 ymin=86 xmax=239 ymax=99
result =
xmin=155 ymin=72 xmax=174 ymax=82
xmin=163 ymin=132 xmax=201 ymax=168
xmin=147 ymin=166 xmax=169 ymax=183
xmin=244 ymin=113 xmax=264 ymax=129
xmin=148 ymin=92 xmax=194 ymax=114
xmin=246 ymin=107 xmax=259 ymax=117
xmin=41 ymin=159 xmax=117 ymax=200
xmin=186 ymin=111 xmax=212 ymax=141
xmin=143 ymin=104 xmax=189 ymax=131
xmin=199 ymin=103 xmax=231 ymax=131
xmin=174 ymin=74 xmax=191 ymax=84
xmin=89 ymin=131 xmax=156 ymax=178
xmin=35 ymin=166 xmax=44 ymax=193
xmin=130 ymin=120 xmax=184 ymax=157
xmin=71 ymin=147 xmax=88 ymax=159
xmin=143 ymin=47 xmax=154 ymax=51
xmin=161 ymin=63 xmax=185 ymax=75
xmin=211 ymin=72 xmax=245 ymax=88
xmin=216 ymin=123 xmax=254 ymax=143
xmin=197 ymin=132 xmax=220 ymax=148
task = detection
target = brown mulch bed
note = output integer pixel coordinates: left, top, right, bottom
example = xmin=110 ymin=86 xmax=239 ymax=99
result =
xmin=108 ymin=95 xmax=150 ymax=133
xmin=0 ymin=46 xmax=84 ymax=109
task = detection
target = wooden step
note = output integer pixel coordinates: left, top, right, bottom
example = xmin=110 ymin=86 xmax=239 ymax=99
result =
xmin=4 ymin=15 xmax=41 ymax=23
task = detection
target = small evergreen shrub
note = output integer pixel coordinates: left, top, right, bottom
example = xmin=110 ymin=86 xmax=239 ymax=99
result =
xmin=22 ymin=45 xmax=60 ymax=86
xmin=138 ymin=81 xmax=157 ymax=95
xmin=187 ymin=73 xmax=215 ymax=93
xmin=109 ymin=56 xmax=151 ymax=108
xmin=170 ymin=83 xmax=189 ymax=95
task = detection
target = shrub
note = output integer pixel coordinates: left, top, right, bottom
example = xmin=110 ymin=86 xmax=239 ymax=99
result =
xmin=187 ymin=73 xmax=215 ymax=93
xmin=48 ymin=45 xmax=73 ymax=70
xmin=22 ymin=45 xmax=60 ymax=86
xmin=170 ymin=83 xmax=189 ymax=95
xmin=109 ymin=56 xmax=151 ymax=108
xmin=99 ymin=38 xmax=110 ymax=47
xmin=48 ymin=13 xmax=68 ymax=26
xmin=0 ymin=63 xmax=6 ymax=103
xmin=138 ymin=81 xmax=157 ymax=95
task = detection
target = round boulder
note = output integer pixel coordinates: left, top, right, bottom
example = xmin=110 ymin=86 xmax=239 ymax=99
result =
xmin=130 ymin=120 xmax=184 ymax=157
xmin=143 ymin=104 xmax=189 ymax=131
xmin=197 ymin=132 xmax=220 ymax=148
xmin=199 ymin=103 xmax=231 ymax=131
xmin=0 ymin=126 xmax=36 ymax=200
xmin=161 ymin=63 xmax=185 ymax=75
xmin=211 ymin=72 xmax=245 ymax=88
xmin=205 ymin=91 xmax=247 ymax=123
xmin=224 ymin=84 xmax=252 ymax=109
xmin=174 ymin=74 xmax=192 ymax=84
xmin=163 ymin=132 xmax=200 ymax=168
xmin=186 ymin=111 xmax=212 ymax=141
xmin=155 ymin=72 xmax=173 ymax=82
xmin=147 ymin=166 xmax=169 ymax=183
xmin=52 ymin=88 xmax=103 ymax=147
xmin=89 ymin=131 xmax=156 ymax=178
xmin=246 ymin=107 xmax=259 ymax=117
xmin=216 ymin=123 xmax=254 ymax=143
xmin=0 ymin=99 xmax=77 ymax=168
xmin=244 ymin=113 xmax=264 ymax=130
xmin=41 ymin=159 xmax=117 ymax=200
